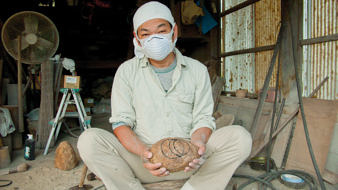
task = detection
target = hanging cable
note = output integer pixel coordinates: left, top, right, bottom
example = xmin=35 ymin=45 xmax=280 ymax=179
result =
xmin=233 ymin=18 xmax=324 ymax=190
xmin=288 ymin=18 xmax=326 ymax=190
xmin=0 ymin=179 xmax=12 ymax=187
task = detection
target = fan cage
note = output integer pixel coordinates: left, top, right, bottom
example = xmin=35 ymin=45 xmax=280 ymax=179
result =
xmin=1 ymin=11 xmax=59 ymax=64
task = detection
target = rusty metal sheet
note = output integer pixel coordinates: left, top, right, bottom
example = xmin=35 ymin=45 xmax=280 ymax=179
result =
xmin=221 ymin=0 xmax=255 ymax=92
xmin=220 ymin=0 xmax=336 ymax=99
xmin=254 ymin=0 xmax=281 ymax=93
xmin=302 ymin=0 xmax=337 ymax=100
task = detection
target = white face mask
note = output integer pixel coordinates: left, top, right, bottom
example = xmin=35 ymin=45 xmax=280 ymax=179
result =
xmin=137 ymin=27 xmax=176 ymax=61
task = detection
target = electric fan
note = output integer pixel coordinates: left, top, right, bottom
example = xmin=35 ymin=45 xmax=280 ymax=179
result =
xmin=1 ymin=11 xmax=59 ymax=142
xmin=1 ymin=11 xmax=59 ymax=64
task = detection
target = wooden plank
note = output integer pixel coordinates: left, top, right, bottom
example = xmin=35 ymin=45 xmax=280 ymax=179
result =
xmin=322 ymin=169 xmax=338 ymax=185
xmin=143 ymin=179 xmax=186 ymax=190
xmin=285 ymin=98 xmax=338 ymax=176
xmin=217 ymin=96 xmax=273 ymax=132
xmin=250 ymin=108 xmax=298 ymax=158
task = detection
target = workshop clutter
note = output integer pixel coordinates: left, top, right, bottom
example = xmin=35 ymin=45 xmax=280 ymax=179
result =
xmin=90 ymin=77 xmax=113 ymax=100
xmin=181 ymin=0 xmax=204 ymax=25
xmin=0 ymin=107 xmax=17 ymax=168
xmin=26 ymin=108 xmax=39 ymax=139
xmin=258 ymin=87 xmax=277 ymax=103
xmin=83 ymin=76 xmax=113 ymax=114
xmin=92 ymin=98 xmax=110 ymax=114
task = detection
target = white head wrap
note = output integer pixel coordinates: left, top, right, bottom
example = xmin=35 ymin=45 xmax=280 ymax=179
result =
xmin=133 ymin=1 xmax=176 ymax=58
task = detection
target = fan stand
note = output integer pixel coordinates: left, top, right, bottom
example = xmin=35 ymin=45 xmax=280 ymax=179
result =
xmin=1 ymin=11 xmax=60 ymax=148
xmin=16 ymin=35 xmax=24 ymax=132
xmin=15 ymin=32 xmax=39 ymax=132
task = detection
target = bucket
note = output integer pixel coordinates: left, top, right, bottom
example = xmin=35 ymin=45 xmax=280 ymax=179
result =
xmin=0 ymin=146 xmax=11 ymax=169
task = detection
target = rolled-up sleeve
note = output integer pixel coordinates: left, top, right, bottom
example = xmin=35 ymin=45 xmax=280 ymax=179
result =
xmin=190 ymin=67 xmax=216 ymax=136
xmin=109 ymin=65 xmax=136 ymax=130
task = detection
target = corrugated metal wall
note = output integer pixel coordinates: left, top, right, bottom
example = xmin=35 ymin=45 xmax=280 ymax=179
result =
xmin=254 ymin=0 xmax=281 ymax=93
xmin=220 ymin=0 xmax=255 ymax=93
xmin=221 ymin=0 xmax=336 ymax=99
xmin=302 ymin=0 xmax=337 ymax=100
xmin=221 ymin=0 xmax=280 ymax=93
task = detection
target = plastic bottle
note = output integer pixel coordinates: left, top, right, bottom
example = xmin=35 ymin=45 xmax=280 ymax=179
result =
xmin=24 ymin=134 xmax=35 ymax=160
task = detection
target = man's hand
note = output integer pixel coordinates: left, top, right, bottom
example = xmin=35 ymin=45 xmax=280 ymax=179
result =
xmin=184 ymin=140 xmax=206 ymax=172
xmin=114 ymin=126 xmax=169 ymax=176
xmin=142 ymin=149 xmax=169 ymax=177
xmin=184 ymin=127 xmax=212 ymax=172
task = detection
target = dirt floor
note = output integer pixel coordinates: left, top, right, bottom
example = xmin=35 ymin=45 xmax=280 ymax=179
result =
xmin=0 ymin=114 xmax=337 ymax=190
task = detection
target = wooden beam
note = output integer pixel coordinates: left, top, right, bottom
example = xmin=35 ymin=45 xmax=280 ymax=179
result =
xmin=300 ymin=33 xmax=338 ymax=46
xmin=220 ymin=45 xmax=275 ymax=57
xmin=0 ymin=59 xmax=3 ymax=105
xmin=37 ymin=61 xmax=54 ymax=148
xmin=219 ymin=0 xmax=260 ymax=17
xmin=17 ymin=35 xmax=24 ymax=132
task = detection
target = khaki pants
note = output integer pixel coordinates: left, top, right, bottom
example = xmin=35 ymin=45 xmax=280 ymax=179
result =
xmin=77 ymin=125 xmax=252 ymax=190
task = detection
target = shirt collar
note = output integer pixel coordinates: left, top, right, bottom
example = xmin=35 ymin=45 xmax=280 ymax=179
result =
xmin=140 ymin=48 xmax=187 ymax=68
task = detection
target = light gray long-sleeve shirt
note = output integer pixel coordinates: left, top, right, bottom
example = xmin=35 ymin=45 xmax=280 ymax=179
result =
xmin=109 ymin=48 xmax=215 ymax=145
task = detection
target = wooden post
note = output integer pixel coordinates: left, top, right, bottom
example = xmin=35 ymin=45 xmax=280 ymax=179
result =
xmin=0 ymin=58 xmax=3 ymax=105
xmin=279 ymin=0 xmax=302 ymax=104
xmin=17 ymin=35 xmax=24 ymax=133
xmin=210 ymin=0 xmax=221 ymax=75
xmin=36 ymin=61 xmax=54 ymax=149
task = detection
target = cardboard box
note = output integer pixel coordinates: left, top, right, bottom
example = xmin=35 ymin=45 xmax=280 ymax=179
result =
xmin=66 ymin=104 xmax=77 ymax=112
xmin=63 ymin=75 xmax=80 ymax=89
xmin=84 ymin=98 xmax=95 ymax=108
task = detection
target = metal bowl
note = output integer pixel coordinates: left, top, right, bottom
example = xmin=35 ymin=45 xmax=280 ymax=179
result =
xmin=248 ymin=156 xmax=276 ymax=171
